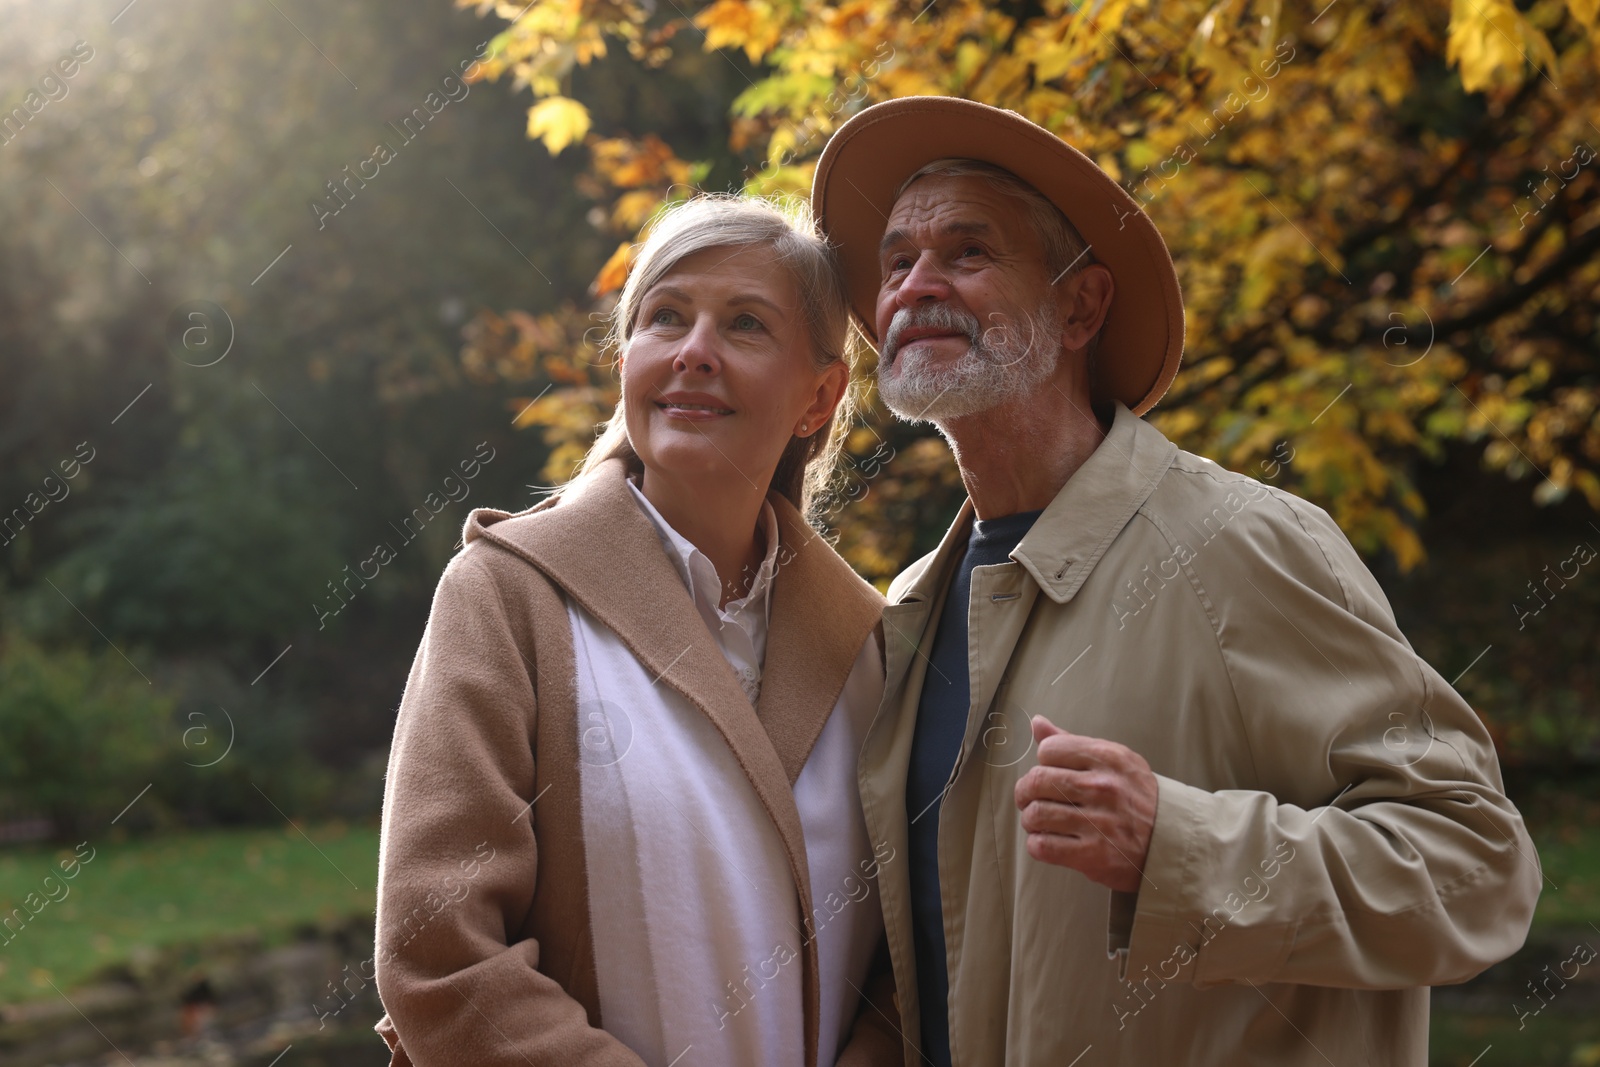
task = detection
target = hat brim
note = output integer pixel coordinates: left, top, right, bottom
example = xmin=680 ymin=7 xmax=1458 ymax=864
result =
xmin=811 ymin=97 xmax=1184 ymax=416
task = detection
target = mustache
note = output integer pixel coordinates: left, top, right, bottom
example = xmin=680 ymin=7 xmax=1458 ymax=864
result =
xmin=882 ymin=303 xmax=981 ymax=366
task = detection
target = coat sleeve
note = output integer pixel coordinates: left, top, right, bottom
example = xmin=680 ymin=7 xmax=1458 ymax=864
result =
xmin=1117 ymin=486 xmax=1541 ymax=991
xmin=373 ymin=548 xmax=646 ymax=1066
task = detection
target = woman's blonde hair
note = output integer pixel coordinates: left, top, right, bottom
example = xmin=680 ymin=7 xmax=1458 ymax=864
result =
xmin=573 ymin=194 xmax=855 ymax=522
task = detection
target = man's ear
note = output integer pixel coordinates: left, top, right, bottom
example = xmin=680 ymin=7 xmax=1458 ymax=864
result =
xmin=1058 ymin=263 xmax=1114 ymax=351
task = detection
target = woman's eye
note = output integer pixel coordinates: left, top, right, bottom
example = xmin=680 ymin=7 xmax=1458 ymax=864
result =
xmin=732 ymin=313 xmax=763 ymax=331
xmin=650 ymin=307 xmax=678 ymax=325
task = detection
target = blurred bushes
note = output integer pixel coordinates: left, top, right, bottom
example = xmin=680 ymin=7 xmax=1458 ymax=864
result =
xmin=0 ymin=633 xmax=171 ymax=838
xmin=26 ymin=428 xmax=346 ymax=652
xmin=0 ymin=630 xmax=364 ymax=842
xmin=0 ymin=0 xmax=569 ymax=824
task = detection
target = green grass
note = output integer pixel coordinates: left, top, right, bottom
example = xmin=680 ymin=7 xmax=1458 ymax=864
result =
xmin=1 ymin=805 xmax=1595 ymax=1040
xmin=1530 ymin=816 xmax=1600 ymax=929
xmin=1431 ymin=1010 xmax=1600 ymax=1067
xmin=0 ymin=823 xmax=377 ymax=1004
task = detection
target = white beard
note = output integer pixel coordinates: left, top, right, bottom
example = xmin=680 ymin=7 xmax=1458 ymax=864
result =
xmin=877 ymin=301 xmax=1062 ymax=424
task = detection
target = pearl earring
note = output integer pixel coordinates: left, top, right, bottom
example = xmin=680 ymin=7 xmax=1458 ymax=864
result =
xmin=799 ymin=423 xmax=808 ymax=433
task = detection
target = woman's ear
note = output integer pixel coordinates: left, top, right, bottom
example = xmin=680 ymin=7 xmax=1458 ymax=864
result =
xmin=797 ymin=360 xmax=850 ymax=436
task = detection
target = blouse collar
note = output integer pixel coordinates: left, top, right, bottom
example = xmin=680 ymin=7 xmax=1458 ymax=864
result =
xmin=625 ymin=476 xmax=781 ymax=632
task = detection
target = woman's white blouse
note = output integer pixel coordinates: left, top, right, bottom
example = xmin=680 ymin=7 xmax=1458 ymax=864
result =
xmin=567 ymin=480 xmax=886 ymax=1067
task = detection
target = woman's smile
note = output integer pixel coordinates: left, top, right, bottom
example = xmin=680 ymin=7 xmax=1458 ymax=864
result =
xmin=654 ymin=390 xmax=736 ymax=420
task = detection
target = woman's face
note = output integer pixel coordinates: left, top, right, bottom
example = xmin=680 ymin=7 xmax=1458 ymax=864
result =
xmin=621 ymin=243 xmax=847 ymax=493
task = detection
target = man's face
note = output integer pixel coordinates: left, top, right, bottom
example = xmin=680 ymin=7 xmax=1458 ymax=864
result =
xmin=874 ymin=174 xmax=1063 ymax=424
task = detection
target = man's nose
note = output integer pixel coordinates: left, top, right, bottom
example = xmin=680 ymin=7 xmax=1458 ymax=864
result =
xmin=897 ymin=251 xmax=952 ymax=307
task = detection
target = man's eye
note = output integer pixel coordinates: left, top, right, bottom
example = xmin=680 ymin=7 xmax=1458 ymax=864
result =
xmin=733 ymin=313 xmax=762 ymax=331
xmin=889 ymin=255 xmax=913 ymax=272
xmin=960 ymin=244 xmax=984 ymax=258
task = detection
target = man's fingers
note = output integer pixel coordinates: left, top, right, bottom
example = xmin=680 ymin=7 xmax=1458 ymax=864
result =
xmin=1030 ymin=715 xmax=1066 ymax=745
xmin=1036 ymin=740 xmax=1099 ymax=774
xmin=1035 ymin=729 xmax=1147 ymax=775
xmin=1018 ymin=797 xmax=1094 ymax=837
xmin=1025 ymin=831 xmax=1084 ymax=868
xmin=1016 ymin=767 xmax=1119 ymax=812
xmin=1026 ymin=832 xmax=1143 ymax=895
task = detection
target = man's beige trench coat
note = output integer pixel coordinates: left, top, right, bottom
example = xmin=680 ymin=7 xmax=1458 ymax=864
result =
xmin=860 ymin=403 xmax=1541 ymax=1066
xmin=372 ymin=459 xmax=899 ymax=1066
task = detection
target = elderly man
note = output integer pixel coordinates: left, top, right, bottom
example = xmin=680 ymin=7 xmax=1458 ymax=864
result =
xmin=812 ymin=97 xmax=1540 ymax=1066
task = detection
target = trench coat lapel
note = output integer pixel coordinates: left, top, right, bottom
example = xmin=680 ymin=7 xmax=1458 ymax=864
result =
xmin=852 ymin=502 xmax=972 ymax=1050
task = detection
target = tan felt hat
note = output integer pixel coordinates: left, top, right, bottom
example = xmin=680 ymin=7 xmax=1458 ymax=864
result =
xmin=811 ymin=97 xmax=1184 ymax=415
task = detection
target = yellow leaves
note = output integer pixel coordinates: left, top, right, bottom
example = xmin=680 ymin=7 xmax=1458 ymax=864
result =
xmin=461 ymin=308 xmax=585 ymax=384
xmin=1381 ymin=515 xmax=1428 ymax=573
xmin=1566 ymin=0 xmax=1600 ymax=29
xmin=969 ymin=52 xmax=1032 ymax=100
xmin=610 ymin=189 xmax=662 ymax=231
xmin=592 ymin=241 xmax=635 ymax=296
xmin=1573 ymin=469 xmax=1600 ymax=510
xmin=463 ymin=0 xmax=1600 ymax=572
xmin=575 ymin=24 xmax=609 ymax=64
xmin=1150 ymin=405 xmax=1205 ymax=445
xmin=1327 ymin=29 xmax=1415 ymax=107
xmin=1362 ymin=406 xmax=1422 ymax=449
xmin=510 ymin=391 xmax=555 ymax=430
xmin=525 ymin=96 xmax=590 ymax=154
xmin=696 ymin=0 xmax=758 ymax=56
xmin=591 ymin=135 xmax=695 ymax=190
xmin=1239 ymin=224 xmax=1315 ymax=312
xmin=1013 ymin=0 xmax=1157 ymax=97
xmin=1125 ymin=140 xmax=1163 ymax=170
xmin=1446 ymin=0 xmax=1557 ymax=92
xmin=955 ymin=39 xmax=987 ymax=85
xmin=512 ymin=383 xmax=619 ymax=483
xmin=1029 ymin=41 xmax=1078 ymax=85
xmin=742 ymin=158 xmax=815 ymax=197
xmin=694 ymin=0 xmax=784 ymax=63
xmin=1189 ymin=0 xmax=1253 ymax=91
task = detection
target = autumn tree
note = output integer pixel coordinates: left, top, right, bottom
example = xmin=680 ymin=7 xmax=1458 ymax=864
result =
xmin=455 ymin=0 xmax=1600 ymax=583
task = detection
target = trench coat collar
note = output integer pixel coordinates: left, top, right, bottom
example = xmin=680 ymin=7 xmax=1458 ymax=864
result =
xmin=1013 ymin=401 xmax=1177 ymax=604
xmin=894 ymin=403 xmax=1176 ymax=609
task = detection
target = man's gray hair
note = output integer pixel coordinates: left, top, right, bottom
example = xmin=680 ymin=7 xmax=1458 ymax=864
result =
xmin=896 ymin=158 xmax=1102 ymax=361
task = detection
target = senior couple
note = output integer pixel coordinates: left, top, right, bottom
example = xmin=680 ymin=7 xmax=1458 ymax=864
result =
xmin=372 ymin=99 xmax=1540 ymax=1066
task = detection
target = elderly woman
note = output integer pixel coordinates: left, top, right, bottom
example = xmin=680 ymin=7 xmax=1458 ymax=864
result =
xmin=372 ymin=196 xmax=898 ymax=1067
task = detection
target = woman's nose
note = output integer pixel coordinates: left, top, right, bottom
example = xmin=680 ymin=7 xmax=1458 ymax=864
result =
xmin=672 ymin=316 xmax=722 ymax=375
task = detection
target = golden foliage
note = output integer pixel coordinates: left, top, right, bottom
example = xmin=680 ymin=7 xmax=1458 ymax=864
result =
xmin=592 ymin=241 xmax=635 ymax=296
xmin=525 ymin=96 xmax=591 ymax=153
xmin=460 ymin=0 xmax=1600 ymax=579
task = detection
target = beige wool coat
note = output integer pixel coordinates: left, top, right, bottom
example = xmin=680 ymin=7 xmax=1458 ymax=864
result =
xmin=372 ymin=458 xmax=900 ymax=1066
xmin=861 ymin=403 xmax=1542 ymax=1066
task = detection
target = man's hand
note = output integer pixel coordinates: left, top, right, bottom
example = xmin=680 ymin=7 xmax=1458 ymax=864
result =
xmin=1014 ymin=716 xmax=1158 ymax=895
